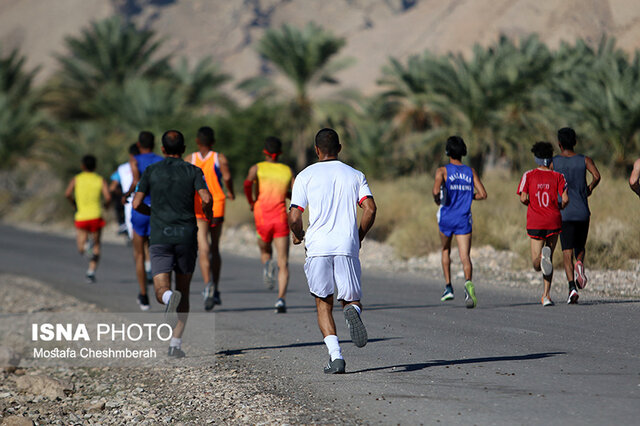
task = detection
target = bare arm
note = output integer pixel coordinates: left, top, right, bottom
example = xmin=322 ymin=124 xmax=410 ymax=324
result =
xmin=132 ymin=192 xmax=150 ymax=216
xmin=560 ymin=189 xmax=569 ymax=210
xmin=288 ymin=208 xmax=304 ymax=245
xmin=472 ymin=168 xmax=487 ymax=200
xmin=519 ymin=191 xmax=529 ymax=206
xmin=64 ymin=178 xmax=76 ymax=209
xmin=358 ymin=197 xmax=377 ymax=243
xmin=243 ymin=164 xmax=258 ymax=210
xmin=432 ymin=167 xmax=445 ymax=205
xmin=198 ymin=188 xmax=213 ymax=222
xmin=629 ymin=159 xmax=640 ymax=197
xmin=585 ymin=156 xmax=601 ymax=196
xmin=218 ymin=153 xmax=235 ymax=200
xmin=108 ymin=179 xmax=120 ymax=194
xmin=101 ymin=179 xmax=112 ymax=208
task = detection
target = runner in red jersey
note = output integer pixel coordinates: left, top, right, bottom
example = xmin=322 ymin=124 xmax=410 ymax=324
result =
xmin=517 ymin=142 xmax=569 ymax=307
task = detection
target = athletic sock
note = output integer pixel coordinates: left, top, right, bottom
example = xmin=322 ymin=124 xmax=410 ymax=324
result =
xmin=145 ymin=260 xmax=151 ymax=273
xmin=323 ymin=335 xmax=343 ymax=361
xmin=161 ymin=290 xmax=173 ymax=305
xmin=351 ymin=304 xmax=362 ymax=315
xmin=569 ymin=281 xmax=577 ymax=291
xmin=170 ymin=337 xmax=182 ymax=348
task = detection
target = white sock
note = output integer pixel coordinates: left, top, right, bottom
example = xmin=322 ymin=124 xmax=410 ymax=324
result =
xmin=324 ymin=335 xmax=343 ymax=361
xmin=170 ymin=337 xmax=182 ymax=348
xmin=145 ymin=261 xmax=151 ymax=273
xmin=161 ymin=290 xmax=173 ymax=305
xmin=352 ymin=304 xmax=361 ymax=315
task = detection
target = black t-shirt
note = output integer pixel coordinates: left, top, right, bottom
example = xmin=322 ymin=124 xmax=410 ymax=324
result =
xmin=137 ymin=157 xmax=208 ymax=245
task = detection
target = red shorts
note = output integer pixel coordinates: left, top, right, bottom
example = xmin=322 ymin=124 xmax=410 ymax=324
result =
xmin=256 ymin=220 xmax=289 ymax=243
xmin=75 ymin=218 xmax=106 ymax=233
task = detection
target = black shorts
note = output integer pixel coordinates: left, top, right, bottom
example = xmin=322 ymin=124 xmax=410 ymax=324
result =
xmin=527 ymin=228 xmax=561 ymax=240
xmin=150 ymin=244 xmax=197 ymax=276
xmin=560 ymin=220 xmax=589 ymax=251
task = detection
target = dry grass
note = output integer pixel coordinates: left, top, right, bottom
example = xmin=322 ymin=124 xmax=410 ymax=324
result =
xmin=369 ymin=170 xmax=640 ymax=270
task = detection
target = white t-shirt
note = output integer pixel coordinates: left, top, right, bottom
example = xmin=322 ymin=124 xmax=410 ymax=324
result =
xmin=291 ymin=160 xmax=373 ymax=257
xmin=117 ymin=162 xmax=133 ymax=204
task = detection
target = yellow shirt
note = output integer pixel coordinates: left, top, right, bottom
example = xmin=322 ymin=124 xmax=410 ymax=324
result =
xmin=74 ymin=172 xmax=103 ymax=221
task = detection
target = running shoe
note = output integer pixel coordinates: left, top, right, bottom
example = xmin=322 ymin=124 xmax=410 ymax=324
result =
xmin=275 ymin=298 xmax=286 ymax=313
xmin=137 ymin=294 xmax=151 ymax=311
xmin=167 ymin=346 xmax=185 ymax=358
xmin=344 ymin=305 xmax=368 ymax=348
xmin=164 ymin=291 xmax=181 ymax=328
xmin=574 ymin=260 xmax=588 ymax=289
xmin=85 ymin=271 xmax=96 ymax=284
xmin=203 ymin=283 xmax=215 ymax=311
xmin=213 ymin=291 xmax=221 ymax=306
xmin=540 ymin=246 xmax=553 ymax=276
xmin=541 ymin=296 xmax=554 ymax=307
xmin=464 ymin=280 xmax=477 ymax=309
xmin=117 ymin=223 xmax=128 ymax=235
xmin=263 ymin=259 xmax=277 ymax=290
xmin=567 ymin=289 xmax=579 ymax=304
xmin=323 ymin=357 xmax=346 ymax=374
xmin=441 ymin=286 xmax=454 ymax=301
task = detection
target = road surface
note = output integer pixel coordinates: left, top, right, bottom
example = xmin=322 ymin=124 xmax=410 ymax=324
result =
xmin=1 ymin=224 xmax=638 ymax=425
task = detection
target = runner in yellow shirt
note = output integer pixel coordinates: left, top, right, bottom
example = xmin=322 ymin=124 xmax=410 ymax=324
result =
xmin=65 ymin=155 xmax=111 ymax=283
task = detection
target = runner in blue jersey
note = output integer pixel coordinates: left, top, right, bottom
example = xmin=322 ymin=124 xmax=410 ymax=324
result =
xmin=432 ymin=136 xmax=487 ymax=308
xmin=122 ymin=131 xmax=163 ymax=311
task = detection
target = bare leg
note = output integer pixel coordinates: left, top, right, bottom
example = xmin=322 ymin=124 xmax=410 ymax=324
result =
xmin=439 ymin=232 xmax=453 ymax=284
xmin=316 ymin=295 xmax=337 ymax=338
xmin=88 ymin=229 xmax=101 ymax=272
xmin=153 ymin=272 xmax=171 ymax=304
xmin=257 ymin=238 xmax=273 ymax=265
xmin=172 ymin=273 xmax=193 ymax=339
xmin=455 ymin=233 xmax=473 ymax=281
xmin=273 ymin=236 xmax=290 ymax=299
xmin=196 ymin=219 xmax=211 ymax=284
xmin=542 ymin=235 xmax=559 ymax=299
xmin=76 ymin=229 xmax=88 ymax=254
xmin=210 ymin=223 xmax=223 ymax=291
xmin=132 ymin=232 xmax=148 ymax=296
xmin=530 ymin=238 xmax=544 ymax=272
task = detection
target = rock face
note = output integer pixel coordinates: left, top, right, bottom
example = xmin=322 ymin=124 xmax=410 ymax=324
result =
xmin=14 ymin=375 xmax=74 ymax=399
xmin=1 ymin=416 xmax=34 ymax=426
xmin=1 ymin=0 xmax=640 ymax=94
xmin=0 ymin=346 xmax=21 ymax=373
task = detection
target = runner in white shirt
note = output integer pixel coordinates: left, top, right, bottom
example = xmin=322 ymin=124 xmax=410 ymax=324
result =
xmin=289 ymin=128 xmax=377 ymax=374
xmin=116 ymin=143 xmax=139 ymax=239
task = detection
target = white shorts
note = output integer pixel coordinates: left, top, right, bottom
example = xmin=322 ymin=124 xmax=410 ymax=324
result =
xmin=304 ymin=255 xmax=362 ymax=302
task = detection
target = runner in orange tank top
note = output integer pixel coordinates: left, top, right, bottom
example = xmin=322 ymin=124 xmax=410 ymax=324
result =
xmin=187 ymin=126 xmax=235 ymax=311
xmin=244 ymin=137 xmax=294 ymax=313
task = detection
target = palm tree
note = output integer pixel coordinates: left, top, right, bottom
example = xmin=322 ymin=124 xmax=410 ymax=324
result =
xmin=254 ymin=22 xmax=352 ymax=170
xmin=172 ymin=56 xmax=233 ymax=109
xmin=49 ymin=16 xmax=171 ymax=119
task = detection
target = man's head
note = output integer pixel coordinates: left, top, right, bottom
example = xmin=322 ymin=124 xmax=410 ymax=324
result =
xmin=264 ymin=136 xmax=282 ymax=159
xmin=445 ymin=136 xmax=467 ymax=160
xmin=196 ymin=126 xmax=215 ymax=148
xmin=315 ymin=128 xmax=341 ymax=158
xmin=557 ymin=127 xmax=577 ymax=150
xmin=82 ymin=154 xmax=97 ymax=172
xmin=128 ymin=143 xmax=140 ymax=157
xmin=162 ymin=130 xmax=186 ymax=156
xmin=138 ymin=131 xmax=155 ymax=152
xmin=531 ymin=141 xmax=554 ymax=167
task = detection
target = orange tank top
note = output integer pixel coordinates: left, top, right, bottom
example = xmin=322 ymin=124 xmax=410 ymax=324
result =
xmin=190 ymin=151 xmax=226 ymax=217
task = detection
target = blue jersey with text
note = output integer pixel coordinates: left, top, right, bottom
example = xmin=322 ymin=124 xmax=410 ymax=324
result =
xmin=437 ymin=164 xmax=474 ymax=236
xmin=135 ymin=153 xmax=163 ymax=205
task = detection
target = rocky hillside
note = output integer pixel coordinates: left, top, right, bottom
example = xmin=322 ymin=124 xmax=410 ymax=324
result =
xmin=2 ymin=0 xmax=640 ymax=95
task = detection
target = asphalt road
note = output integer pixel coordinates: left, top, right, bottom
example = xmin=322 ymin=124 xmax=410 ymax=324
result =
xmin=1 ymin=224 xmax=639 ymax=425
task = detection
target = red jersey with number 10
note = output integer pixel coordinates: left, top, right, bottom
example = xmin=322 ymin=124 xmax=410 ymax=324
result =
xmin=517 ymin=168 xmax=567 ymax=229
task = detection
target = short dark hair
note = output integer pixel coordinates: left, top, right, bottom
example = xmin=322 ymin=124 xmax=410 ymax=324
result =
xmin=138 ymin=131 xmax=155 ymax=150
xmin=531 ymin=141 xmax=554 ymax=159
xmin=557 ymin=127 xmax=576 ymax=149
xmin=162 ymin=130 xmax=186 ymax=155
xmin=264 ymin=136 xmax=282 ymax=154
xmin=197 ymin=126 xmax=215 ymax=147
xmin=315 ymin=128 xmax=340 ymax=156
xmin=445 ymin=136 xmax=467 ymax=160
xmin=82 ymin=154 xmax=97 ymax=171
xmin=128 ymin=143 xmax=140 ymax=156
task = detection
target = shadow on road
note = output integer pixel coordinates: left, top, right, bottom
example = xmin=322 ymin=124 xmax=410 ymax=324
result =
xmin=216 ymin=338 xmax=398 ymax=356
xmin=346 ymin=351 xmax=567 ymax=374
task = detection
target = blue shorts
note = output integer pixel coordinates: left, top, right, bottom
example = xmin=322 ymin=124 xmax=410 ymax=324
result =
xmin=131 ymin=210 xmax=150 ymax=237
xmin=438 ymin=214 xmax=472 ymax=237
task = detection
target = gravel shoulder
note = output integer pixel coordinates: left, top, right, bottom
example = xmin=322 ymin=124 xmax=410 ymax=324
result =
xmin=0 ymin=274 xmax=353 ymax=425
